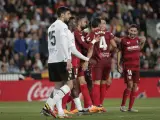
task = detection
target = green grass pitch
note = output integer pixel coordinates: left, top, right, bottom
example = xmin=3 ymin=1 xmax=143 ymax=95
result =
xmin=0 ymin=98 xmax=160 ymax=120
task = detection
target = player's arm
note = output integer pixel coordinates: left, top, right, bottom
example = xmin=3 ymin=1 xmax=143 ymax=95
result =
xmin=117 ymin=38 xmax=123 ymax=73
xmin=67 ymin=30 xmax=89 ymax=62
xmin=60 ymin=35 xmax=70 ymax=60
xmin=117 ymin=50 xmax=122 ymax=73
xmin=82 ymin=36 xmax=100 ymax=71
xmin=60 ymin=27 xmax=72 ymax=70
xmin=139 ymin=36 xmax=146 ymax=50
xmin=110 ymin=38 xmax=117 ymax=48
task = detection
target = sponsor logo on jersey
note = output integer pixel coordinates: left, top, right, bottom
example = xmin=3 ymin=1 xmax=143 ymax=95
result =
xmin=127 ymin=45 xmax=140 ymax=51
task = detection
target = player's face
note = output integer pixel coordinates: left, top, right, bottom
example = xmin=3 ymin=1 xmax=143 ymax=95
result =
xmin=128 ymin=27 xmax=138 ymax=38
xmin=80 ymin=18 xmax=88 ymax=30
xmin=63 ymin=11 xmax=71 ymax=22
xmin=68 ymin=19 xmax=77 ymax=31
xmin=100 ymin=20 xmax=107 ymax=31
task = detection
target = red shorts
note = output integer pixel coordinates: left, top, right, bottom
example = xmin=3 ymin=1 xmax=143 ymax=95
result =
xmin=91 ymin=58 xmax=111 ymax=80
xmin=77 ymin=66 xmax=85 ymax=77
xmin=123 ymin=69 xmax=140 ymax=83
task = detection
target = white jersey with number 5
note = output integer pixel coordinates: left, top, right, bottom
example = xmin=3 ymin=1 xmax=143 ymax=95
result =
xmin=48 ymin=20 xmax=69 ymax=63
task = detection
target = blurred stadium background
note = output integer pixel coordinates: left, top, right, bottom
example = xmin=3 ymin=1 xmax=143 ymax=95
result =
xmin=0 ymin=0 xmax=160 ymax=120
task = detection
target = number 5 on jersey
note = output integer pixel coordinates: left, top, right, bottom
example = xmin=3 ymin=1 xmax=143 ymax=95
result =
xmin=99 ymin=36 xmax=107 ymax=50
xmin=49 ymin=31 xmax=56 ymax=46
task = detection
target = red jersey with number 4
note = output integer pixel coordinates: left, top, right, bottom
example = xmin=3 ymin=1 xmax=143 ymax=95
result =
xmin=87 ymin=29 xmax=114 ymax=61
xmin=121 ymin=36 xmax=140 ymax=71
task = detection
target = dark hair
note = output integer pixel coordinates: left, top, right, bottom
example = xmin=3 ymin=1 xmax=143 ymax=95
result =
xmin=128 ymin=24 xmax=139 ymax=30
xmin=77 ymin=15 xmax=87 ymax=21
xmin=91 ymin=17 xmax=101 ymax=28
xmin=57 ymin=6 xmax=70 ymax=17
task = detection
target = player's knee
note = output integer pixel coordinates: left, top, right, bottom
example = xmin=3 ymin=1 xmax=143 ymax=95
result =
xmin=101 ymin=80 xmax=107 ymax=84
xmin=78 ymin=76 xmax=87 ymax=85
xmin=94 ymin=80 xmax=101 ymax=85
xmin=127 ymin=81 xmax=133 ymax=90
xmin=71 ymin=88 xmax=79 ymax=98
xmin=133 ymin=83 xmax=138 ymax=91
xmin=54 ymin=82 xmax=64 ymax=89
xmin=67 ymin=80 xmax=73 ymax=89
xmin=106 ymin=78 xmax=112 ymax=85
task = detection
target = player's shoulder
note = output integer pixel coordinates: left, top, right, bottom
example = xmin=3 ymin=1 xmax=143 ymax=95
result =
xmin=121 ymin=36 xmax=128 ymax=41
xmin=55 ymin=20 xmax=68 ymax=29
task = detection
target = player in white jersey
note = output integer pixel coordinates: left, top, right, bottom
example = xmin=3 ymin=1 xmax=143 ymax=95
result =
xmin=42 ymin=7 xmax=90 ymax=118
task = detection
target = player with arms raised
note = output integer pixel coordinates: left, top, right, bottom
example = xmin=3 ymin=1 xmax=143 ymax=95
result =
xmin=117 ymin=24 xmax=146 ymax=112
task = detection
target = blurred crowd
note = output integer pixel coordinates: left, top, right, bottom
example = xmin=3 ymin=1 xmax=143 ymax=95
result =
xmin=0 ymin=0 xmax=160 ymax=74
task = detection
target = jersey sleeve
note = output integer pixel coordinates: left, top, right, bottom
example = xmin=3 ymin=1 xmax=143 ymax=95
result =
xmin=86 ymin=32 xmax=95 ymax=43
xmin=74 ymin=31 xmax=90 ymax=49
xmin=67 ymin=30 xmax=75 ymax=48
xmin=60 ymin=24 xmax=68 ymax=36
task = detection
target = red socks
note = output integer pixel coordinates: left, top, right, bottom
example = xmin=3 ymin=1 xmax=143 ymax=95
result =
xmin=100 ymin=84 xmax=107 ymax=105
xmin=70 ymin=100 xmax=76 ymax=111
xmin=92 ymin=84 xmax=100 ymax=106
xmin=129 ymin=91 xmax=137 ymax=110
xmin=62 ymin=93 xmax=70 ymax=109
xmin=121 ymin=88 xmax=131 ymax=106
xmin=80 ymin=84 xmax=92 ymax=108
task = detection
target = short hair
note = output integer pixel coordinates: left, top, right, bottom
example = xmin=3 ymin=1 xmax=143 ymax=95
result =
xmin=77 ymin=15 xmax=87 ymax=21
xmin=91 ymin=17 xmax=101 ymax=28
xmin=128 ymin=24 xmax=139 ymax=30
xmin=57 ymin=6 xmax=70 ymax=17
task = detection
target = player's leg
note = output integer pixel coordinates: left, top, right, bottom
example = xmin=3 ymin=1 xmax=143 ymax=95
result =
xmin=78 ymin=68 xmax=92 ymax=108
xmin=120 ymin=70 xmax=133 ymax=112
xmin=99 ymin=67 xmax=111 ymax=112
xmin=78 ymin=67 xmax=98 ymax=113
xmin=44 ymin=62 xmax=73 ymax=118
xmin=128 ymin=71 xmax=139 ymax=112
xmin=85 ymin=68 xmax=93 ymax=94
xmin=91 ymin=66 xmax=102 ymax=107
xmin=70 ymin=68 xmax=83 ymax=114
xmin=100 ymin=64 xmax=112 ymax=105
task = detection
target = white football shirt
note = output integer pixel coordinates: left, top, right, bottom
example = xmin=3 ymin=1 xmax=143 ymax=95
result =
xmin=67 ymin=30 xmax=75 ymax=60
xmin=48 ymin=20 xmax=70 ymax=63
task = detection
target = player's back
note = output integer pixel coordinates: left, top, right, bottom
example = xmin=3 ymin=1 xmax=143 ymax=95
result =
xmin=48 ymin=20 xmax=68 ymax=63
xmin=121 ymin=36 xmax=140 ymax=70
xmin=89 ymin=29 xmax=114 ymax=61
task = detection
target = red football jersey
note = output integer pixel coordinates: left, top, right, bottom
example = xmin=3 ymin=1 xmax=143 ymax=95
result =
xmin=72 ymin=29 xmax=90 ymax=67
xmin=120 ymin=36 xmax=140 ymax=71
xmin=88 ymin=29 xmax=114 ymax=61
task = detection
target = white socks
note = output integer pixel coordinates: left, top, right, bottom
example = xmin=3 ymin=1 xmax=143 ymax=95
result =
xmin=56 ymin=99 xmax=65 ymax=116
xmin=46 ymin=85 xmax=71 ymax=111
xmin=73 ymin=97 xmax=83 ymax=111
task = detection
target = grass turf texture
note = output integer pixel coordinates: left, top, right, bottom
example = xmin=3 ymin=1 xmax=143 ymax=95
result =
xmin=0 ymin=98 xmax=160 ymax=120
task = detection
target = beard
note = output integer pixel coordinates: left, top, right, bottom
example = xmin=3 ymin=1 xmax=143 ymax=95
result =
xmin=64 ymin=20 xmax=69 ymax=25
xmin=81 ymin=25 xmax=88 ymax=30
xmin=129 ymin=33 xmax=136 ymax=38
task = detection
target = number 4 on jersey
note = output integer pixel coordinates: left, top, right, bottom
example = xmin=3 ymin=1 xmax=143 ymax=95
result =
xmin=99 ymin=36 xmax=107 ymax=50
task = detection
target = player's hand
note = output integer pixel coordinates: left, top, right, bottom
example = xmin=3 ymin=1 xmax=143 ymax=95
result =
xmin=66 ymin=59 xmax=72 ymax=71
xmin=117 ymin=65 xmax=123 ymax=74
xmin=139 ymin=36 xmax=146 ymax=43
xmin=82 ymin=61 xmax=89 ymax=71
xmin=95 ymin=35 xmax=100 ymax=42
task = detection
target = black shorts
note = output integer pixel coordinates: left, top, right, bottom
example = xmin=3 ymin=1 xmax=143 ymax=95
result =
xmin=48 ymin=62 xmax=75 ymax=82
